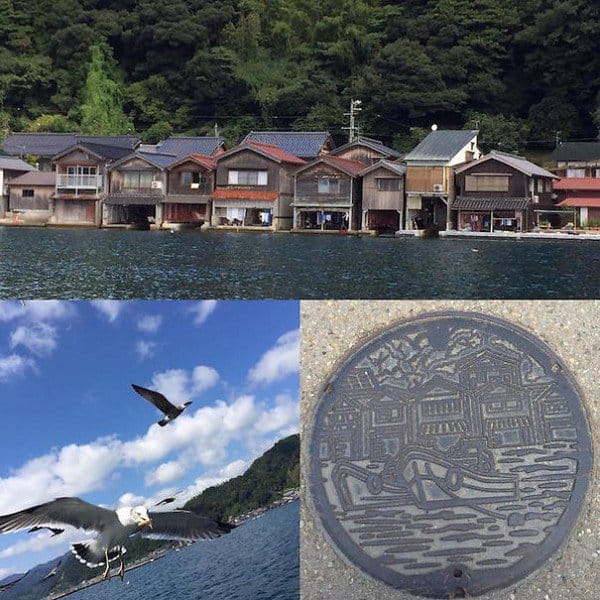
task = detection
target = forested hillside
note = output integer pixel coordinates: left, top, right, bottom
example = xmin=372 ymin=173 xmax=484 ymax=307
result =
xmin=1 ymin=0 xmax=599 ymax=149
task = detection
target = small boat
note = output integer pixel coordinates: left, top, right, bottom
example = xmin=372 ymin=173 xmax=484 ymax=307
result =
xmin=399 ymin=449 xmax=518 ymax=510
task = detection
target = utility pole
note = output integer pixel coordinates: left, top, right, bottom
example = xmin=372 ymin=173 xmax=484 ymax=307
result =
xmin=214 ymin=123 xmax=219 ymax=138
xmin=342 ymin=99 xmax=362 ymax=143
xmin=555 ymin=131 xmax=561 ymax=148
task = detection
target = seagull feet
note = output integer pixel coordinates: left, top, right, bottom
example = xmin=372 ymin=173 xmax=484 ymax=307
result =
xmin=102 ymin=549 xmax=111 ymax=580
xmin=117 ymin=557 xmax=125 ymax=581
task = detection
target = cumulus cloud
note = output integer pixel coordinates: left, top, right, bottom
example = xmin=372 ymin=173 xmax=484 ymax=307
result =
xmin=136 ymin=340 xmax=157 ymax=360
xmin=191 ymin=366 xmax=219 ymax=393
xmin=0 ymin=527 xmax=82 ymax=559
xmin=0 ymin=301 xmax=74 ymax=323
xmin=188 ymin=301 xmax=217 ymax=326
xmin=10 ymin=323 xmax=58 ymax=356
xmin=137 ymin=315 xmax=162 ymax=334
xmin=0 ymin=354 xmax=35 ymax=382
xmin=149 ymin=365 xmax=219 ymax=406
xmin=91 ymin=300 xmax=124 ymax=323
xmin=118 ymin=492 xmax=147 ymax=508
xmin=248 ymin=330 xmax=300 ymax=385
xmin=145 ymin=460 xmax=187 ymax=487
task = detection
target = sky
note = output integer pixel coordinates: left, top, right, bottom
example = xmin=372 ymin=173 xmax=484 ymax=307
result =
xmin=0 ymin=300 xmax=299 ymax=579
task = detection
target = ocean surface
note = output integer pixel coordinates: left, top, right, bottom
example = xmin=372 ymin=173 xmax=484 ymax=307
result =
xmin=1 ymin=227 xmax=599 ymax=299
xmin=67 ymin=501 xmax=299 ymax=600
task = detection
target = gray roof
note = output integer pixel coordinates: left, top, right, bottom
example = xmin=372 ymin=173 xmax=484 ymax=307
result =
xmin=110 ymin=151 xmax=177 ymax=170
xmin=0 ymin=156 xmax=35 ymax=172
xmin=155 ymin=136 xmax=224 ymax=158
xmin=551 ymin=142 xmax=600 ymax=162
xmin=455 ymin=150 xmax=558 ymax=179
xmin=8 ymin=171 xmax=56 ymax=186
xmin=452 ymin=196 xmax=532 ymax=210
xmin=331 ymin=137 xmax=402 ymax=159
xmin=2 ymin=133 xmax=140 ymax=157
xmin=359 ymin=159 xmax=406 ymax=177
xmin=405 ymin=130 xmax=478 ymax=162
xmin=54 ymin=142 xmax=133 ymax=162
xmin=242 ymin=131 xmax=332 ymax=158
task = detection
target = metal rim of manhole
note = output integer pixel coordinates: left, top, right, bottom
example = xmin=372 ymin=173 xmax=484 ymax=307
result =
xmin=308 ymin=311 xmax=592 ymax=598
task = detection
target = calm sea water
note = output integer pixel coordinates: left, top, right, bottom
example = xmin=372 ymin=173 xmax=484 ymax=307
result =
xmin=1 ymin=227 xmax=599 ymax=298
xmin=67 ymin=501 xmax=298 ymax=600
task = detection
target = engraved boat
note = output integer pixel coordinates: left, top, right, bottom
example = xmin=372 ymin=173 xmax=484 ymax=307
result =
xmin=399 ymin=449 xmax=518 ymax=509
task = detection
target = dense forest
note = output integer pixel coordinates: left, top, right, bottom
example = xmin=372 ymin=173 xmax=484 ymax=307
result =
xmin=1 ymin=0 xmax=599 ymax=150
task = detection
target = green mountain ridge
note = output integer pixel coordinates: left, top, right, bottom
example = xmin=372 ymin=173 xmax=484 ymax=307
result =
xmin=1 ymin=1 xmax=599 ymax=149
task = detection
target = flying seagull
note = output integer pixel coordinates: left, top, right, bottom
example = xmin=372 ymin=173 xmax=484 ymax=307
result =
xmin=0 ymin=497 xmax=233 ymax=581
xmin=41 ymin=560 xmax=62 ymax=581
xmin=29 ymin=525 xmax=64 ymax=537
xmin=154 ymin=491 xmax=183 ymax=507
xmin=131 ymin=384 xmax=192 ymax=426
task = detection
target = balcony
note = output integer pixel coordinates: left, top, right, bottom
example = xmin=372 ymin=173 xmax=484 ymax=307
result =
xmin=56 ymin=174 xmax=103 ymax=196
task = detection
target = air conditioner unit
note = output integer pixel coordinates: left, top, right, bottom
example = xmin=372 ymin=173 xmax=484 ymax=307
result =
xmin=532 ymin=195 xmax=539 ymax=203
xmin=190 ymin=183 xmax=200 ymax=189
xmin=150 ymin=181 xmax=163 ymax=189
xmin=433 ymin=184 xmax=444 ymax=193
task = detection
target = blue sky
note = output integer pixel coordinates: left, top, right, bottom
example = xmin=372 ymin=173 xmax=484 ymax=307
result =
xmin=0 ymin=300 xmax=299 ymax=578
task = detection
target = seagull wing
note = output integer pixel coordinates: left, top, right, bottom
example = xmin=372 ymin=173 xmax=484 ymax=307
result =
xmin=0 ymin=497 xmax=117 ymax=535
xmin=142 ymin=510 xmax=233 ymax=541
xmin=131 ymin=384 xmax=176 ymax=416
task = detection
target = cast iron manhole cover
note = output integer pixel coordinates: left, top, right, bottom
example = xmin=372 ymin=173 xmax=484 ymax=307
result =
xmin=309 ymin=312 xmax=592 ymax=598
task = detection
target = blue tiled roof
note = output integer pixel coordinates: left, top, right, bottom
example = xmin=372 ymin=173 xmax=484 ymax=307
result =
xmin=242 ymin=131 xmax=332 ymax=159
xmin=156 ymin=136 xmax=225 ymax=158
xmin=2 ymin=133 xmax=140 ymax=157
xmin=405 ymin=130 xmax=478 ymax=162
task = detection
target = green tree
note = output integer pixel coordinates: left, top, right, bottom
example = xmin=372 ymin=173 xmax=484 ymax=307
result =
xmin=464 ymin=110 xmax=529 ymax=153
xmin=80 ymin=40 xmax=133 ymax=135
xmin=27 ymin=113 xmax=75 ymax=132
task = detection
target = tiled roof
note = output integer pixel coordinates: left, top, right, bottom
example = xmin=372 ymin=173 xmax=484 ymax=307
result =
xmin=53 ymin=142 xmax=133 ymax=162
xmin=110 ymin=151 xmax=177 ymax=170
xmin=156 ymin=136 xmax=225 ymax=158
xmin=169 ymin=153 xmax=217 ymax=171
xmin=552 ymin=142 xmax=600 ymax=162
xmin=359 ymin=159 xmax=406 ymax=177
xmin=558 ymin=197 xmax=600 ymax=207
xmin=405 ymin=130 xmax=478 ymax=162
xmin=2 ymin=133 xmax=139 ymax=157
xmin=8 ymin=171 xmax=56 ymax=186
xmin=331 ymin=137 xmax=402 ymax=159
xmin=242 ymin=131 xmax=332 ymax=158
xmin=452 ymin=196 xmax=532 ymax=210
xmin=296 ymin=155 xmax=366 ymax=177
xmin=456 ymin=150 xmax=558 ymax=179
xmin=211 ymin=188 xmax=279 ymax=201
xmin=246 ymin=141 xmax=306 ymax=165
xmin=0 ymin=156 xmax=35 ymax=172
xmin=553 ymin=178 xmax=600 ymax=191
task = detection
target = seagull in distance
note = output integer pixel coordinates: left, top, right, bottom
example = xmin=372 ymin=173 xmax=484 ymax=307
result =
xmin=0 ymin=497 xmax=233 ymax=581
xmin=131 ymin=384 xmax=193 ymax=426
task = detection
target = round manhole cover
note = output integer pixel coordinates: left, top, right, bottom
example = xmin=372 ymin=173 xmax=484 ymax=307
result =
xmin=308 ymin=312 xmax=592 ymax=598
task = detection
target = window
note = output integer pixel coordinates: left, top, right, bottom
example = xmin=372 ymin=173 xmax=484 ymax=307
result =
xmin=566 ymin=168 xmax=585 ymax=177
xmin=595 ymin=169 xmax=600 ymax=178
xmin=545 ymin=179 xmax=552 ymax=193
xmin=376 ymin=178 xmax=401 ymax=192
xmin=228 ymin=170 xmax=267 ymax=185
xmin=318 ymin=177 xmax=340 ymax=194
xmin=123 ymin=171 xmax=154 ymax=189
xmin=67 ymin=166 xmax=96 ymax=176
xmin=465 ymin=175 xmax=509 ymax=192
xmin=22 ymin=189 xmax=34 ymax=197
xmin=180 ymin=172 xmax=192 ymax=185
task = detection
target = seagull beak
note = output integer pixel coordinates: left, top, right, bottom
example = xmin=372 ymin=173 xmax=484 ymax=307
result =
xmin=139 ymin=518 xmax=153 ymax=529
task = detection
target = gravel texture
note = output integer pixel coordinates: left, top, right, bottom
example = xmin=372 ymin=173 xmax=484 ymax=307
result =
xmin=300 ymin=301 xmax=599 ymax=600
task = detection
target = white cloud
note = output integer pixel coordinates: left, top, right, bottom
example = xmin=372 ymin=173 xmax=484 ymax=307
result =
xmin=137 ymin=315 xmax=162 ymax=334
xmin=145 ymin=460 xmax=187 ymax=487
xmin=136 ymin=340 xmax=156 ymax=360
xmin=0 ymin=527 xmax=82 ymax=559
xmin=254 ymin=393 xmax=300 ymax=434
xmin=188 ymin=301 xmax=217 ymax=326
xmin=90 ymin=300 xmax=123 ymax=323
xmin=0 ymin=354 xmax=35 ymax=382
xmin=192 ymin=366 xmax=219 ymax=393
xmin=248 ymin=329 xmax=300 ymax=385
xmin=10 ymin=323 xmax=58 ymax=356
xmin=118 ymin=492 xmax=147 ymax=508
xmin=0 ymin=301 xmax=74 ymax=323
